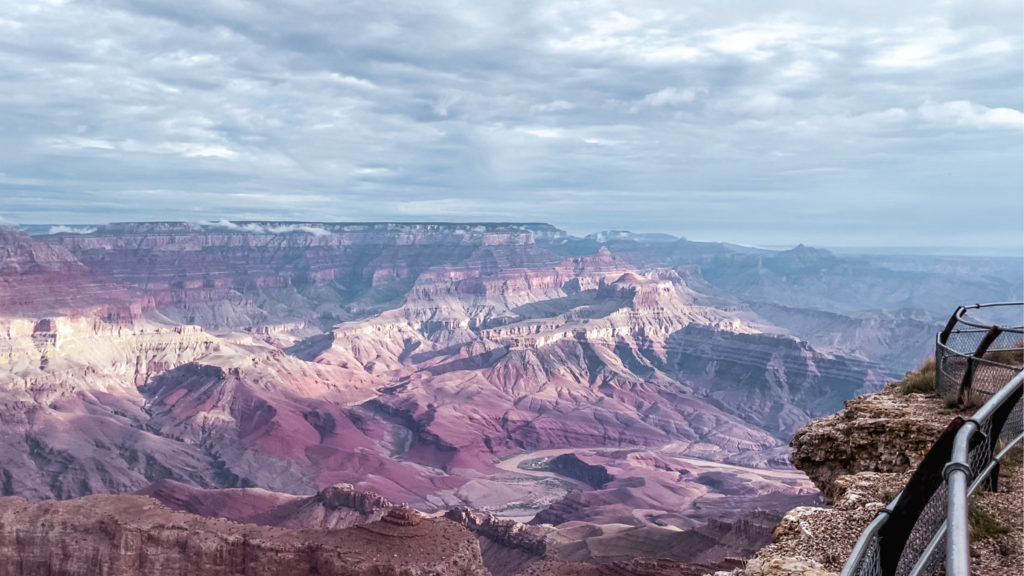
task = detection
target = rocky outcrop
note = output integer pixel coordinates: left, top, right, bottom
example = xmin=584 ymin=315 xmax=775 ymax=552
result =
xmin=520 ymin=558 xmax=747 ymax=576
xmin=139 ymin=480 xmax=393 ymax=530
xmin=445 ymin=507 xmax=550 ymax=576
xmin=734 ymin=371 xmax=974 ymax=575
xmin=445 ymin=507 xmax=549 ymax=555
xmin=0 ymin=494 xmax=487 ymax=576
xmin=738 ymin=557 xmax=833 ymax=576
xmin=789 ymin=382 xmax=950 ymax=501
xmin=316 ymin=482 xmax=392 ymax=513
xmin=549 ymin=454 xmax=613 ymax=489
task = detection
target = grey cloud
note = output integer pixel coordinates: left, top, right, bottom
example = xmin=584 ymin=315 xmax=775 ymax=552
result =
xmin=0 ymin=0 xmax=1019 ymax=252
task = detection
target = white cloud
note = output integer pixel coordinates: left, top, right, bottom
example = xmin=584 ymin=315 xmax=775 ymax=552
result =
xmin=531 ymin=100 xmax=575 ymax=113
xmin=731 ymin=92 xmax=793 ymax=116
xmin=433 ymin=93 xmax=462 ymax=117
xmin=871 ymin=42 xmax=941 ymax=69
xmin=640 ymin=87 xmax=702 ymax=107
xmin=48 ymin=225 xmax=97 ymax=234
xmin=182 ymin=146 xmax=238 ymax=159
xmin=198 ymin=220 xmax=333 ymax=236
xmin=917 ymin=101 xmax=1024 ymax=130
xmin=519 ymin=127 xmax=562 ymax=139
xmin=46 ymin=137 xmax=116 ymax=151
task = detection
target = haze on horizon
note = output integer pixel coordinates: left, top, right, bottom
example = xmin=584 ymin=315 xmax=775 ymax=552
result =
xmin=0 ymin=0 xmax=1021 ymax=254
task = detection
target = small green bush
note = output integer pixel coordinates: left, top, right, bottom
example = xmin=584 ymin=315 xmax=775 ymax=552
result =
xmin=898 ymin=358 xmax=937 ymax=395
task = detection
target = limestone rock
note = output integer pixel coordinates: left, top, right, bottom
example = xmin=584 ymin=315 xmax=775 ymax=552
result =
xmin=790 ymin=383 xmax=950 ymax=501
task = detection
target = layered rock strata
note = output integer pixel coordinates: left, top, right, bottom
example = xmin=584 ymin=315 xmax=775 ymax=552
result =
xmin=0 ymin=494 xmax=487 ymax=576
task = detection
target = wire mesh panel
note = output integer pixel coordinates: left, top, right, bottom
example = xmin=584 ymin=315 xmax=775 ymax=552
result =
xmin=942 ymin=329 xmax=988 ymax=355
xmin=894 ymin=482 xmax=949 ymax=576
xmin=1002 ymin=397 xmax=1024 ymax=443
xmin=966 ymin=420 xmax=994 ymax=479
xmin=915 ymin=532 xmax=946 ymax=576
xmin=935 ymin=340 xmax=967 ymax=400
xmin=849 ymin=537 xmax=885 ymax=576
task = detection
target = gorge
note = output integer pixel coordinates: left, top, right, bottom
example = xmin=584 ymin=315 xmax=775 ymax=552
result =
xmin=0 ymin=222 xmax=1019 ymax=575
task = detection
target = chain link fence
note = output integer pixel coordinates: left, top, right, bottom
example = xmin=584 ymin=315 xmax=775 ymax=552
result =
xmin=842 ymin=303 xmax=1023 ymax=576
xmin=935 ymin=303 xmax=1022 ymax=443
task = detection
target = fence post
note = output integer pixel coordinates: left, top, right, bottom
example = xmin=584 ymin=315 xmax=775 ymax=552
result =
xmin=958 ymin=326 xmax=1003 ymax=405
xmin=939 ymin=306 xmax=966 ymax=345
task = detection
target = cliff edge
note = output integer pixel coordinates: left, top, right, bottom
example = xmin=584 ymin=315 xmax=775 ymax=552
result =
xmin=717 ymin=365 xmax=1022 ymax=576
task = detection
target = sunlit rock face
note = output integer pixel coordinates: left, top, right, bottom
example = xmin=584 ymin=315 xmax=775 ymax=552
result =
xmin=0 ymin=222 xmax=911 ymax=573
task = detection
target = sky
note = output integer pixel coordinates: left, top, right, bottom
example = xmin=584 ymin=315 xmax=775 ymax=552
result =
xmin=0 ymin=0 xmax=1021 ymax=253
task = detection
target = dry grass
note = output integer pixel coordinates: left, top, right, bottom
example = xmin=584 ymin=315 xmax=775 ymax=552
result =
xmin=898 ymin=358 xmax=937 ymax=395
xmin=984 ymin=346 xmax=1024 ymax=367
xmin=969 ymin=500 xmax=1010 ymax=540
xmin=997 ymin=444 xmax=1023 ymax=479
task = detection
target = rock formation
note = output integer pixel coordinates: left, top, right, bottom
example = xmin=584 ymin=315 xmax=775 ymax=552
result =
xmin=789 ymin=381 xmax=950 ymax=501
xmin=731 ymin=371 xmax=1021 ymax=576
xmin=1 ymin=221 xmax=1017 ymax=574
xmin=548 ymin=454 xmax=613 ymax=489
xmin=138 ymin=480 xmax=393 ymax=529
xmin=0 ymin=494 xmax=487 ymax=576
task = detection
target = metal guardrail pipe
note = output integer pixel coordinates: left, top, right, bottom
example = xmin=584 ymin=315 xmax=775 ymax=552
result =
xmin=945 ymin=370 xmax=1024 ymax=576
xmin=952 ymin=302 xmax=1024 ymax=332
xmin=943 ymin=424 xmax=976 ymax=576
xmin=945 ymin=471 xmax=971 ymax=576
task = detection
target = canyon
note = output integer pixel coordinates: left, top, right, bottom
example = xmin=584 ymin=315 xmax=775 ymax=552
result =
xmin=0 ymin=221 xmax=1019 ymax=575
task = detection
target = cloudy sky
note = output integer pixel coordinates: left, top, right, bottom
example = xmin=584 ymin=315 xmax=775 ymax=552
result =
xmin=0 ymin=0 xmax=1021 ymax=252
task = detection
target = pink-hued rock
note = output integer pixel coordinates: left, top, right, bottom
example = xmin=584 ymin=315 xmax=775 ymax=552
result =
xmin=0 ymin=223 xmax=883 ymax=547
xmin=138 ymin=479 xmax=393 ymax=529
xmin=0 ymin=494 xmax=487 ymax=576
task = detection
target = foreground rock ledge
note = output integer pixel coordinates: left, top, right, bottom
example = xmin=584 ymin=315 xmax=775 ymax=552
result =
xmin=719 ymin=382 xmax=953 ymax=576
xmin=0 ymin=494 xmax=487 ymax=576
xmin=789 ymin=382 xmax=950 ymax=502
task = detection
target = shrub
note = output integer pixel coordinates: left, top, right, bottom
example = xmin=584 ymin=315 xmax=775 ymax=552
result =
xmin=898 ymin=358 xmax=937 ymax=395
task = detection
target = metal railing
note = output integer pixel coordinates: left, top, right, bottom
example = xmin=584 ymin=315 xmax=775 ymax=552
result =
xmin=936 ymin=303 xmax=1023 ymax=407
xmin=944 ymin=372 xmax=1024 ymax=575
xmin=841 ymin=303 xmax=1023 ymax=576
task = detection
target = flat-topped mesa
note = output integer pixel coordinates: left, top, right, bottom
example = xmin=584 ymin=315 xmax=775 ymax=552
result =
xmin=404 ymin=246 xmax=628 ymax=309
xmin=51 ymin=222 xmax=546 ymax=263
xmin=43 ymin=222 xmax=565 ymax=328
